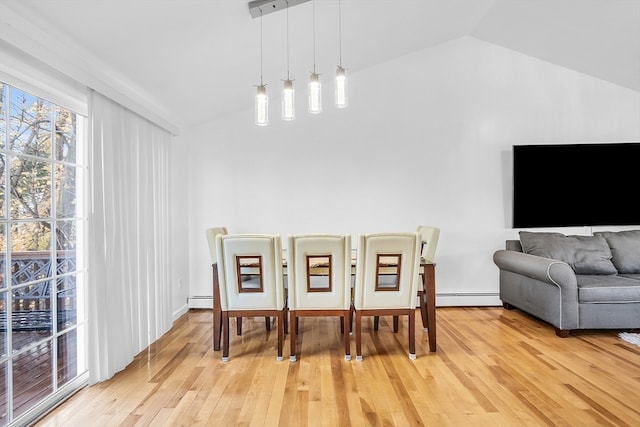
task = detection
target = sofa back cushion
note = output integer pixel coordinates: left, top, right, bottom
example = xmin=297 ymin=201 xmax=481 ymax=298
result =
xmin=519 ymin=231 xmax=618 ymax=275
xmin=506 ymin=240 xmax=522 ymax=252
xmin=594 ymin=230 xmax=640 ymax=274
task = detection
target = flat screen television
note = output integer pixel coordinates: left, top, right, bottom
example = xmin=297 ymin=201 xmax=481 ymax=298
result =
xmin=512 ymin=142 xmax=640 ymax=228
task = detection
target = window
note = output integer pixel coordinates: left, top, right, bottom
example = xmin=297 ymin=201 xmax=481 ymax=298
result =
xmin=0 ymin=81 xmax=86 ymax=425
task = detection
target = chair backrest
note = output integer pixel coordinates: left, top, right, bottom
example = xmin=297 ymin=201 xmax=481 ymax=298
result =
xmin=354 ymin=232 xmax=421 ymax=310
xmin=215 ymin=234 xmax=285 ymax=311
xmin=206 ymin=227 xmax=228 ymax=263
xmin=287 ymin=234 xmax=352 ymax=311
xmin=416 ymin=225 xmax=440 ymax=263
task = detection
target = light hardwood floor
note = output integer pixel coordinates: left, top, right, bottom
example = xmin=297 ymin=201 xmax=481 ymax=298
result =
xmin=35 ymin=307 xmax=640 ymax=426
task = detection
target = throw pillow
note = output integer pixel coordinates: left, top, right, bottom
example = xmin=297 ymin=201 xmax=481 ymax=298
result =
xmin=594 ymin=230 xmax=640 ymax=274
xmin=519 ymin=231 xmax=618 ymax=275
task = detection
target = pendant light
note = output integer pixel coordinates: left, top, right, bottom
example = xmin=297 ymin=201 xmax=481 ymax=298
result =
xmin=335 ymin=0 xmax=348 ymax=108
xmin=308 ymin=0 xmax=322 ymax=114
xmin=282 ymin=0 xmax=295 ymax=120
xmin=255 ymin=7 xmax=268 ymax=126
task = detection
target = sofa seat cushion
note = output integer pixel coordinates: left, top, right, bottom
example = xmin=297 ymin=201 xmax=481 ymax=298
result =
xmin=519 ymin=231 xmax=617 ymax=275
xmin=594 ymin=230 xmax=640 ymax=274
xmin=577 ymin=275 xmax=640 ymax=303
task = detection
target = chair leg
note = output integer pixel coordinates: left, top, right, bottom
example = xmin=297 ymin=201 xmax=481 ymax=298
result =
xmin=350 ymin=305 xmax=354 ymax=333
xmin=408 ymin=310 xmax=416 ymax=360
xmin=213 ymin=306 xmax=222 ymax=351
xmin=340 ymin=316 xmax=344 ymax=334
xmin=343 ymin=310 xmax=351 ymax=361
xmin=235 ymin=317 xmax=272 ymax=334
xmin=284 ymin=307 xmax=289 ymax=335
xmin=222 ymin=312 xmax=230 ymax=362
xmin=355 ymin=311 xmax=363 ymax=361
xmin=418 ymin=290 xmax=428 ymax=329
xmin=374 ymin=316 xmax=400 ymax=332
xmin=289 ymin=310 xmax=297 ymax=362
xmin=276 ymin=312 xmax=284 ymax=361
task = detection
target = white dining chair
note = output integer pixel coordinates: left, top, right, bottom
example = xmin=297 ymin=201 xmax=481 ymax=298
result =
xmin=416 ymin=225 xmax=440 ymax=330
xmin=216 ymin=233 xmax=286 ymax=362
xmin=206 ymin=227 xmax=228 ymax=347
xmin=207 ymin=227 xmax=273 ymax=336
xmin=417 ymin=225 xmax=440 ymax=264
xmin=287 ymin=234 xmax=352 ymax=361
xmin=206 ymin=227 xmax=228 ymax=264
xmin=353 ymin=232 xmax=422 ymax=361
xmin=373 ymin=225 xmax=440 ymax=331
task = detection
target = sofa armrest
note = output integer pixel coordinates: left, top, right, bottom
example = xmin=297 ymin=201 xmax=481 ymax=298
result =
xmin=493 ymin=249 xmax=579 ymax=331
xmin=493 ymin=250 xmax=577 ymax=287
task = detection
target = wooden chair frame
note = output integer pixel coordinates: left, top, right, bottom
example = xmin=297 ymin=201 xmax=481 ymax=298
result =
xmin=217 ymin=234 xmax=285 ymax=362
xmin=223 ymin=309 xmax=284 ymax=362
xmin=289 ymin=308 xmax=351 ymax=362
xmin=287 ymin=234 xmax=352 ymax=362
xmin=355 ymin=308 xmax=415 ymax=361
xmin=354 ymin=233 xmax=421 ymax=361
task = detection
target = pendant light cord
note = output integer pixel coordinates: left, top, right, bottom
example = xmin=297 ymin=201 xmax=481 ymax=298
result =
xmin=286 ymin=0 xmax=290 ymax=80
xmin=312 ymin=0 xmax=317 ymax=73
xmin=338 ymin=0 xmax=342 ymax=67
xmin=260 ymin=7 xmax=264 ymax=85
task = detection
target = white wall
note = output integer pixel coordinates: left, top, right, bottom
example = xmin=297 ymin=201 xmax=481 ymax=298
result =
xmin=170 ymin=132 xmax=191 ymax=317
xmin=185 ymin=36 xmax=640 ymax=308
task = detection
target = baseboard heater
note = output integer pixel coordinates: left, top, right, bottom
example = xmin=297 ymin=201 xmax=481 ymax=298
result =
xmin=189 ymin=296 xmax=213 ymax=309
xmin=436 ymin=293 xmax=501 ymax=306
xmin=189 ymin=293 xmax=501 ymax=309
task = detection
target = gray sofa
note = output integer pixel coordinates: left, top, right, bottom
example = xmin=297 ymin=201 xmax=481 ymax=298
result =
xmin=493 ymin=230 xmax=640 ymax=336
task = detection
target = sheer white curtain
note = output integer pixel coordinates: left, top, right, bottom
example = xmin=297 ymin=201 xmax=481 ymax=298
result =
xmin=87 ymin=90 xmax=172 ymax=383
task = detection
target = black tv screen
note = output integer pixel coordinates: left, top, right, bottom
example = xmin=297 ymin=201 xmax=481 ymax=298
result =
xmin=512 ymin=142 xmax=640 ymax=228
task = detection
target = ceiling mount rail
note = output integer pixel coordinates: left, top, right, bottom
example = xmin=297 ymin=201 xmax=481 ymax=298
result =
xmin=248 ymin=0 xmax=311 ymax=18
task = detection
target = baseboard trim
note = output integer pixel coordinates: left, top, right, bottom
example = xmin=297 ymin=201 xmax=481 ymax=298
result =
xmin=173 ymin=303 xmax=190 ymax=320
xmin=189 ymin=293 xmax=502 ymax=309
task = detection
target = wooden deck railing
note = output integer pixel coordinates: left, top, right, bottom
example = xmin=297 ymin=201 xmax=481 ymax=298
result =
xmin=0 ymin=251 xmax=77 ymax=331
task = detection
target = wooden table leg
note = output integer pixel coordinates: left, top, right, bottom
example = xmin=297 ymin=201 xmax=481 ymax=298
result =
xmin=212 ymin=263 xmax=222 ymax=351
xmin=422 ymin=263 xmax=436 ymax=352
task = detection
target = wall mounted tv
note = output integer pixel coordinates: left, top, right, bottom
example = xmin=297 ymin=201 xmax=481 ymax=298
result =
xmin=512 ymin=142 xmax=640 ymax=228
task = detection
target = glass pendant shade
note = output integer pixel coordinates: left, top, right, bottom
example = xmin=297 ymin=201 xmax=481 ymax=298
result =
xmin=255 ymin=85 xmax=268 ymax=126
xmin=282 ymin=79 xmax=295 ymax=120
xmin=335 ymin=66 xmax=347 ymax=108
xmin=308 ymin=72 xmax=322 ymax=114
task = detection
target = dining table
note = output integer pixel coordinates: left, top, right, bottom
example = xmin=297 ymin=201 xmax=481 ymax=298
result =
xmin=210 ymin=257 xmax=437 ymax=353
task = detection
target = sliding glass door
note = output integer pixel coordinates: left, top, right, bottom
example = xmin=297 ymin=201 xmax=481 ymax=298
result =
xmin=0 ymin=81 xmax=86 ymax=425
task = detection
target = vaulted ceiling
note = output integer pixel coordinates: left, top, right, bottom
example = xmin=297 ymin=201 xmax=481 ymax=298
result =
xmin=2 ymin=0 xmax=638 ymax=130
